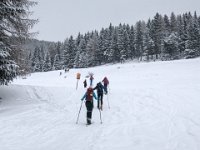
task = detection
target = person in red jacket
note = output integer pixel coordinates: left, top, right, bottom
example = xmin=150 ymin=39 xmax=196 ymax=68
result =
xmin=81 ymin=87 xmax=97 ymax=125
xmin=102 ymin=77 xmax=109 ymax=94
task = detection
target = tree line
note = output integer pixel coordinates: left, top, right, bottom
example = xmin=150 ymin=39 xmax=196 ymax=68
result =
xmin=29 ymin=11 xmax=200 ymax=73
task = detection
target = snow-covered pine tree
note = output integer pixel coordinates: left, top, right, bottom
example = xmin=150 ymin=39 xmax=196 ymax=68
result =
xmin=176 ymin=15 xmax=185 ymax=56
xmin=63 ymin=38 xmax=69 ymax=67
xmin=48 ymin=43 xmax=57 ymax=68
xmin=85 ymin=32 xmax=99 ymax=67
xmin=163 ymin=15 xmax=171 ymax=37
xmin=86 ymin=31 xmax=99 ymax=66
xmin=117 ymin=23 xmax=126 ymax=63
xmin=75 ymin=38 xmax=87 ymax=68
xmin=0 ymin=0 xmax=37 ymax=85
xmin=185 ymin=12 xmax=200 ymax=58
xmin=170 ymin=12 xmax=178 ymax=33
xmin=52 ymin=41 xmax=63 ymax=70
xmin=102 ymin=26 xmax=112 ymax=63
xmin=129 ymin=25 xmax=136 ymax=59
xmin=135 ymin=21 xmax=144 ymax=60
xmin=151 ymin=13 xmax=164 ymax=59
xmin=43 ymin=51 xmax=51 ymax=72
xmin=122 ymin=24 xmax=130 ymax=60
xmin=31 ymin=46 xmax=41 ymax=72
xmin=0 ymin=42 xmax=18 ymax=85
xmin=66 ymin=36 xmax=76 ymax=68
xmin=143 ymin=26 xmax=155 ymax=61
xmin=163 ymin=33 xmax=179 ymax=60
xmin=98 ymin=28 xmax=106 ymax=64
xmin=110 ymin=27 xmax=120 ymax=62
xmin=52 ymin=54 xmax=61 ymax=70
xmin=92 ymin=31 xmax=102 ymax=66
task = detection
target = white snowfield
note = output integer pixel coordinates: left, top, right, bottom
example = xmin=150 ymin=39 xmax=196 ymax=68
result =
xmin=1 ymin=58 xmax=200 ymax=150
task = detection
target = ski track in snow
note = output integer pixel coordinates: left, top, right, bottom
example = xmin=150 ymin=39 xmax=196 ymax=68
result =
xmin=0 ymin=58 xmax=200 ymax=150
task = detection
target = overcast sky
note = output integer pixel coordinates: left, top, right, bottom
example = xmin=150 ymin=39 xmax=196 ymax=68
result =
xmin=31 ymin=0 xmax=200 ymax=42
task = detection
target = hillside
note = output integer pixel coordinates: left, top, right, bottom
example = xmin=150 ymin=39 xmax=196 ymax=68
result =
xmin=0 ymin=58 xmax=200 ymax=150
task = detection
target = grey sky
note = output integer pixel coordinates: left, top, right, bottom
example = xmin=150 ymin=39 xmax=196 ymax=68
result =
xmin=32 ymin=0 xmax=200 ymax=42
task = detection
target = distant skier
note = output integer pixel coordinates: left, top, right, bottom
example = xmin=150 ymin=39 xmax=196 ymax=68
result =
xmin=81 ymin=86 xmax=97 ymax=125
xmin=89 ymin=74 xmax=94 ymax=86
xmin=83 ymin=79 xmax=87 ymax=88
xmin=93 ymin=82 xmax=104 ymax=110
xmin=102 ymin=77 xmax=109 ymax=94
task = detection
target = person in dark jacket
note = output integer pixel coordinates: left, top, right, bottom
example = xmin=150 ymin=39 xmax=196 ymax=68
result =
xmin=81 ymin=87 xmax=97 ymax=125
xmin=102 ymin=77 xmax=109 ymax=94
xmin=83 ymin=79 xmax=87 ymax=88
xmin=93 ymin=82 xmax=104 ymax=110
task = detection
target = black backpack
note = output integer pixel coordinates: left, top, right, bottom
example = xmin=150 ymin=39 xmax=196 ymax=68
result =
xmin=97 ymin=83 xmax=103 ymax=93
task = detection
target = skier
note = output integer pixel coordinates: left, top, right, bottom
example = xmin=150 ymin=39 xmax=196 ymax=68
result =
xmin=81 ymin=86 xmax=97 ymax=125
xmin=83 ymin=79 xmax=87 ymax=88
xmin=89 ymin=75 xmax=94 ymax=86
xmin=93 ymin=82 xmax=104 ymax=110
xmin=102 ymin=77 xmax=109 ymax=94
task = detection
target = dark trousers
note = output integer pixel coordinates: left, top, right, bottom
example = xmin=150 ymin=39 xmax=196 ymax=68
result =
xmin=85 ymin=101 xmax=93 ymax=124
xmin=97 ymin=93 xmax=103 ymax=108
xmin=104 ymin=84 xmax=108 ymax=94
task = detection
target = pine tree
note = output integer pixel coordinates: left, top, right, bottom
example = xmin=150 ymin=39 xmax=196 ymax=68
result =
xmin=163 ymin=33 xmax=179 ymax=60
xmin=117 ymin=24 xmax=126 ymax=63
xmin=110 ymin=27 xmax=120 ymax=62
xmin=135 ymin=21 xmax=144 ymax=60
xmin=0 ymin=0 xmax=37 ymax=85
xmin=106 ymin=24 xmax=115 ymax=63
xmin=143 ymin=27 xmax=155 ymax=61
xmin=0 ymin=42 xmax=18 ymax=85
xmin=98 ymin=28 xmax=106 ymax=64
xmin=170 ymin=12 xmax=178 ymax=33
xmin=52 ymin=54 xmax=61 ymax=70
xmin=185 ymin=13 xmax=200 ymax=58
xmin=151 ymin=13 xmax=164 ymax=59
xmin=74 ymin=38 xmax=86 ymax=68
xmin=85 ymin=32 xmax=99 ymax=66
xmin=31 ymin=46 xmax=41 ymax=72
xmin=68 ymin=36 xmax=76 ymax=68
xmin=123 ymin=24 xmax=130 ymax=60
xmin=129 ymin=25 xmax=136 ymax=59
xmin=163 ymin=15 xmax=171 ymax=36
xmin=176 ymin=15 xmax=185 ymax=56
xmin=103 ymin=26 xmax=112 ymax=63
xmin=43 ymin=51 xmax=51 ymax=72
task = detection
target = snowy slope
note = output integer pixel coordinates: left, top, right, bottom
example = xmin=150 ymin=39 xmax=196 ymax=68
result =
xmin=0 ymin=58 xmax=200 ymax=150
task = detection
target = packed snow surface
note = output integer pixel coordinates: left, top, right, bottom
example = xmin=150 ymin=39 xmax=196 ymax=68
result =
xmin=1 ymin=58 xmax=200 ymax=150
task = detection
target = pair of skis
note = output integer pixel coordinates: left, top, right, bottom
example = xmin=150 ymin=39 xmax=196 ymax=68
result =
xmin=76 ymin=89 xmax=111 ymax=125
xmin=76 ymin=101 xmax=103 ymax=125
xmin=85 ymin=108 xmax=103 ymax=126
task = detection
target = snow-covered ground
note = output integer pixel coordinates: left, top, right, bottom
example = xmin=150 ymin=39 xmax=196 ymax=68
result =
xmin=1 ymin=58 xmax=200 ymax=150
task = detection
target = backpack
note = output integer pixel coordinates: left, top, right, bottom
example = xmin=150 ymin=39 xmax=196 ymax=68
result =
xmin=86 ymin=87 xmax=93 ymax=101
xmin=97 ymin=83 xmax=103 ymax=93
xmin=103 ymin=77 xmax=109 ymax=85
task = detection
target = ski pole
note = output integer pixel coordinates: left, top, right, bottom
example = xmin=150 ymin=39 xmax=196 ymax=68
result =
xmin=99 ymin=108 xmax=103 ymax=124
xmin=76 ymin=101 xmax=83 ymax=124
xmin=107 ymin=93 xmax=110 ymax=109
xmin=76 ymin=79 xmax=79 ymax=90
xmin=108 ymin=85 xmax=111 ymax=94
